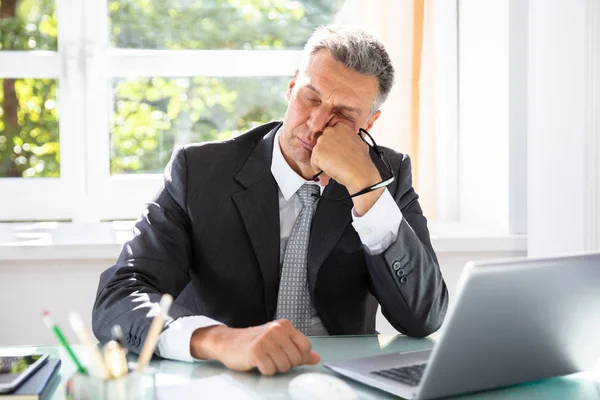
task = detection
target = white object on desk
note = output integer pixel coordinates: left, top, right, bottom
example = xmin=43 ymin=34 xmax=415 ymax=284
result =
xmin=156 ymin=375 xmax=255 ymax=400
xmin=288 ymin=372 xmax=358 ymax=400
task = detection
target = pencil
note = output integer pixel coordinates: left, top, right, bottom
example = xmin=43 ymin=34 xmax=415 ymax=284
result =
xmin=68 ymin=312 xmax=110 ymax=379
xmin=136 ymin=293 xmax=173 ymax=373
xmin=103 ymin=340 xmax=129 ymax=379
xmin=111 ymin=325 xmax=127 ymax=351
xmin=42 ymin=311 xmax=87 ymax=375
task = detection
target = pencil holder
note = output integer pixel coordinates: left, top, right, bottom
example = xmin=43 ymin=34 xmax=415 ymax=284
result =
xmin=66 ymin=370 xmax=156 ymax=400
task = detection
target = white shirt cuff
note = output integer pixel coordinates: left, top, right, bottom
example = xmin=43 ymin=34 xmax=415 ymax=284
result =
xmin=351 ymin=190 xmax=403 ymax=255
xmin=156 ymin=316 xmax=224 ymax=362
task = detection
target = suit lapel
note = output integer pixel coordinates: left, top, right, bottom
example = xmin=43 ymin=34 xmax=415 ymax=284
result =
xmin=232 ymin=125 xmax=281 ymax=320
xmin=307 ymin=181 xmax=353 ymax=288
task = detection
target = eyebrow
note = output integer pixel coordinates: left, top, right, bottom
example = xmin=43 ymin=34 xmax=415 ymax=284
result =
xmin=305 ymin=83 xmax=363 ymax=117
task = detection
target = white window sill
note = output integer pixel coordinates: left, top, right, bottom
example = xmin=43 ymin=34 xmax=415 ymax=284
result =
xmin=0 ymin=221 xmax=526 ymax=262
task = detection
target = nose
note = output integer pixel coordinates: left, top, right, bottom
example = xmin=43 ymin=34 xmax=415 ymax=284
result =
xmin=306 ymin=105 xmax=334 ymax=135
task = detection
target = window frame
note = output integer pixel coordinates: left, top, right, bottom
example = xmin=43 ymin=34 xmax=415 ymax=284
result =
xmin=433 ymin=0 xmax=460 ymax=221
xmin=0 ymin=0 xmax=470 ymax=227
xmin=453 ymin=0 xmax=528 ymax=235
xmin=0 ymin=0 xmax=84 ymax=221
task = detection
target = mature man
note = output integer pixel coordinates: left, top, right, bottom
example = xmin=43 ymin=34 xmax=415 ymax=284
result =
xmin=93 ymin=25 xmax=448 ymax=376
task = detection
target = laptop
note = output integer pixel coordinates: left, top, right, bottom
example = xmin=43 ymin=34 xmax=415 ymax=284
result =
xmin=325 ymin=253 xmax=600 ymax=399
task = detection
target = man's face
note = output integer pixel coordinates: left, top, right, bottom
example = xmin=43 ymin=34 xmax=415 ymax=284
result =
xmin=279 ymin=50 xmax=381 ymax=179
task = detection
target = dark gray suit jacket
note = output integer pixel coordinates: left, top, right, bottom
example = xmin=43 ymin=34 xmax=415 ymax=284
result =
xmin=92 ymin=121 xmax=448 ymax=354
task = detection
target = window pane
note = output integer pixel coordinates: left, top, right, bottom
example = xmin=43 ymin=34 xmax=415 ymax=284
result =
xmin=0 ymin=0 xmax=57 ymax=51
xmin=109 ymin=0 xmax=346 ymax=50
xmin=0 ymin=78 xmax=59 ymax=177
xmin=110 ymin=76 xmax=289 ymax=174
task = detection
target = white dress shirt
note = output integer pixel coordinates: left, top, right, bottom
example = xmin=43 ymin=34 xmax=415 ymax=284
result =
xmin=155 ymin=129 xmax=403 ymax=361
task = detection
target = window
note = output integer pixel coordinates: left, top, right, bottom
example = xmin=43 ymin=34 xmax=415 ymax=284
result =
xmin=0 ymin=0 xmax=350 ymax=221
xmin=1 ymin=0 xmax=470 ymax=227
xmin=0 ymin=0 xmax=59 ymax=178
xmin=455 ymin=0 xmax=527 ymax=234
xmin=110 ymin=76 xmax=290 ymax=174
xmin=0 ymin=0 xmax=58 ymax=179
xmin=0 ymin=77 xmax=59 ymax=178
xmin=0 ymin=0 xmax=73 ymax=221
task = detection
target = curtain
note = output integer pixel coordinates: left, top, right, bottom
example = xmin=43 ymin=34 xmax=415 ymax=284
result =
xmin=334 ymin=0 xmax=437 ymax=218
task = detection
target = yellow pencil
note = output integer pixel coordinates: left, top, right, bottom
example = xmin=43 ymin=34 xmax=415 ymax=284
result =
xmin=103 ymin=340 xmax=129 ymax=379
xmin=136 ymin=294 xmax=173 ymax=373
xmin=68 ymin=312 xmax=110 ymax=379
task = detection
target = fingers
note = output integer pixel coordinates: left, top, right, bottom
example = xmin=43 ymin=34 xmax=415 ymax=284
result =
xmin=283 ymin=321 xmax=314 ymax=364
xmin=307 ymin=351 xmax=321 ymax=365
xmin=310 ymin=139 xmax=331 ymax=186
xmin=264 ymin=339 xmax=292 ymax=373
xmin=250 ymin=320 xmax=319 ymax=375
xmin=255 ymin=353 xmax=278 ymax=376
xmin=317 ymin=172 xmax=331 ymax=187
xmin=268 ymin=322 xmax=304 ymax=367
xmin=311 ymin=124 xmax=368 ymax=188
xmin=249 ymin=339 xmax=278 ymax=376
xmin=324 ymin=122 xmax=355 ymax=136
xmin=310 ymin=151 xmax=322 ymax=176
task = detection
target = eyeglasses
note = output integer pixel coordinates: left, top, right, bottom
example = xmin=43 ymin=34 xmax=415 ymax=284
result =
xmin=311 ymin=128 xmax=395 ymax=201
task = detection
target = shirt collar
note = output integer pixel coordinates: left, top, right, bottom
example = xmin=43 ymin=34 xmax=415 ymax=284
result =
xmin=271 ymin=127 xmax=323 ymax=201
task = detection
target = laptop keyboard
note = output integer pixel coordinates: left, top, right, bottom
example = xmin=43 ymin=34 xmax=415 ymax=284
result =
xmin=371 ymin=363 xmax=428 ymax=387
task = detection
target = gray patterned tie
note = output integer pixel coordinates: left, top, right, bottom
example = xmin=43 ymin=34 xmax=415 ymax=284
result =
xmin=275 ymin=183 xmax=320 ymax=335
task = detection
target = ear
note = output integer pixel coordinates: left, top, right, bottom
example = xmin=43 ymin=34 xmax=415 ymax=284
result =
xmin=364 ymin=110 xmax=381 ymax=131
xmin=287 ymin=70 xmax=300 ymax=101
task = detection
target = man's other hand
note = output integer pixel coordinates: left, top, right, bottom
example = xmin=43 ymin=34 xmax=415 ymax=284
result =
xmin=190 ymin=319 xmax=321 ymax=375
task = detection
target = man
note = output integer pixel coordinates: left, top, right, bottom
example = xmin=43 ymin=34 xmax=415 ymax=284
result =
xmin=93 ymin=25 xmax=448 ymax=376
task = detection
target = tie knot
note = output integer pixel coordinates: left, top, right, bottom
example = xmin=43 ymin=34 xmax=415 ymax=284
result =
xmin=297 ymin=183 xmax=320 ymax=207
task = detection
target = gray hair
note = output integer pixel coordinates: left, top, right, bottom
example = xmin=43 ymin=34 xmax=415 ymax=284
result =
xmin=302 ymin=25 xmax=395 ymax=114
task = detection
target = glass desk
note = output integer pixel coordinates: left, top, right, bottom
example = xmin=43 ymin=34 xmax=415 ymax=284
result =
xmin=2 ymin=335 xmax=599 ymax=399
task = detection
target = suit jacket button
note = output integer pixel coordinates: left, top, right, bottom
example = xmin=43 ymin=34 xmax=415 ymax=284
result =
xmin=392 ymin=261 xmax=401 ymax=270
xmin=396 ymin=269 xmax=405 ymax=277
xmin=400 ymin=276 xmax=408 ymax=284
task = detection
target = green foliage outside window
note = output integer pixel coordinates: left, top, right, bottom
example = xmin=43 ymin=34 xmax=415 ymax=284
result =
xmin=0 ymin=0 xmax=345 ymax=177
xmin=0 ymin=0 xmax=57 ymax=177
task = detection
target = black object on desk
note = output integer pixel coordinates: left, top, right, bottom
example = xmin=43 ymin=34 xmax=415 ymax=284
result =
xmin=0 ymin=359 xmax=61 ymax=400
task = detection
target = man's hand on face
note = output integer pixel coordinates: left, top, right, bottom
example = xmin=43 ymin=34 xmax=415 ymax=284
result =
xmin=310 ymin=123 xmax=386 ymax=216
xmin=310 ymin=123 xmax=382 ymax=192
xmin=190 ymin=319 xmax=321 ymax=375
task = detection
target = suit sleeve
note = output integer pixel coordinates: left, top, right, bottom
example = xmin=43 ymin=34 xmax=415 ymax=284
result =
xmin=366 ymin=154 xmax=449 ymax=337
xmin=92 ymin=146 xmax=199 ymax=354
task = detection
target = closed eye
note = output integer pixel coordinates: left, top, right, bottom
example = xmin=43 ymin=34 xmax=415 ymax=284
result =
xmin=303 ymin=93 xmax=320 ymax=104
xmin=336 ymin=112 xmax=355 ymax=121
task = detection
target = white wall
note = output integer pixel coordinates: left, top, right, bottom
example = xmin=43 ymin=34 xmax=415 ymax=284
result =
xmin=508 ymin=0 xmax=529 ymax=235
xmin=0 ymin=250 xmax=525 ymax=346
xmin=0 ymin=260 xmax=108 ymax=346
xmin=457 ymin=0 xmax=531 ymax=235
xmin=527 ymin=0 xmax=600 ymax=256
xmin=458 ymin=0 xmax=510 ymax=229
